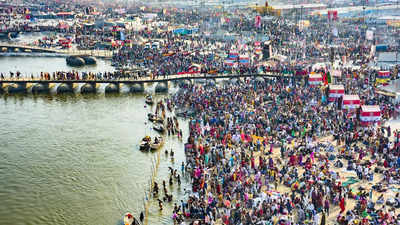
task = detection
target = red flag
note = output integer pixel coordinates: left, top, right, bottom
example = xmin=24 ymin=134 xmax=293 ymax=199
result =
xmin=323 ymin=73 xmax=328 ymax=85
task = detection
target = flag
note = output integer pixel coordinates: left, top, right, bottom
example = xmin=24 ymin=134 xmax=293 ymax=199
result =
xmin=323 ymin=73 xmax=328 ymax=85
xmin=327 ymin=71 xmax=331 ymax=83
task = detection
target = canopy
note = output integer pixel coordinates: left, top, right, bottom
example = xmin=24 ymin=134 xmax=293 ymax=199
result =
xmin=228 ymin=51 xmax=239 ymax=59
xmin=377 ymin=71 xmax=391 ymax=78
xmin=309 ymin=73 xmax=322 ymax=85
xmin=328 ymin=84 xmax=344 ymax=101
xmin=376 ymin=71 xmax=391 ymax=84
xmin=360 ymin=105 xmax=381 ymax=122
xmin=224 ymin=59 xmax=237 ymax=66
xmin=342 ymin=95 xmax=360 ymax=109
xmin=239 ymin=55 xmax=249 ymax=65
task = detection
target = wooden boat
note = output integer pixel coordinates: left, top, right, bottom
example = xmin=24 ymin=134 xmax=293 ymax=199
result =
xmin=153 ymin=123 xmax=165 ymax=133
xmin=139 ymin=136 xmax=151 ymax=151
xmin=147 ymin=113 xmax=163 ymax=123
xmin=124 ymin=213 xmax=134 ymax=225
xmin=150 ymin=136 xmax=164 ymax=150
xmin=145 ymin=95 xmax=154 ymax=105
xmin=123 ymin=212 xmax=140 ymax=225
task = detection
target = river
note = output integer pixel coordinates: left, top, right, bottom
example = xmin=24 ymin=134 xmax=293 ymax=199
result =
xmin=0 ymin=57 xmax=190 ymax=225
xmin=0 ymin=56 xmax=115 ymax=76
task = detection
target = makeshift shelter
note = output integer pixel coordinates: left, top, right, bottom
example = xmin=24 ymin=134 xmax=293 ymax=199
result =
xmin=239 ymin=54 xmax=250 ymax=65
xmin=224 ymin=59 xmax=237 ymax=67
xmin=360 ymin=105 xmax=381 ymax=125
xmin=309 ymin=73 xmax=323 ymax=85
xmin=228 ymin=51 xmax=239 ymax=59
xmin=342 ymin=95 xmax=360 ymax=109
xmin=376 ymin=71 xmax=391 ymax=84
xmin=328 ymin=84 xmax=344 ymax=101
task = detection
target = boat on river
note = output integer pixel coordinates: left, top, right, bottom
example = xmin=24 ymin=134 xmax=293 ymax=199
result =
xmin=153 ymin=123 xmax=165 ymax=133
xmin=123 ymin=212 xmax=140 ymax=225
xmin=145 ymin=95 xmax=154 ymax=105
xmin=150 ymin=136 xmax=164 ymax=150
xmin=148 ymin=113 xmax=163 ymax=123
xmin=139 ymin=136 xmax=151 ymax=151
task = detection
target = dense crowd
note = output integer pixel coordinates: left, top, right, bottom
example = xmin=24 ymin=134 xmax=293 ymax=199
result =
xmin=169 ymin=75 xmax=400 ymax=225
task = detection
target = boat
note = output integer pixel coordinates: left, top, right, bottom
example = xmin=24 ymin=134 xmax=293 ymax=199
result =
xmin=139 ymin=136 xmax=151 ymax=151
xmin=123 ymin=212 xmax=140 ymax=225
xmin=153 ymin=123 xmax=165 ymax=133
xmin=145 ymin=95 xmax=154 ymax=105
xmin=150 ymin=136 xmax=164 ymax=150
xmin=147 ymin=113 xmax=163 ymax=123
xmin=124 ymin=213 xmax=134 ymax=225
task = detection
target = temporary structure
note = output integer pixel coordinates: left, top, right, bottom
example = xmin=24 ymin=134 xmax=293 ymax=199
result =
xmin=360 ymin=105 xmax=381 ymax=125
xmin=328 ymin=84 xmax=344 ymax=101
xmin=309 ymin=73 xmax=323 ymax=85
xmin=376 ymin=71 xmax=391 ymax=84
xmin=342 ymin=94 xmax=360 ymax=109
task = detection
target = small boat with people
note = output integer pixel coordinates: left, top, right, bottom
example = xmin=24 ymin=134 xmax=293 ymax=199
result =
xmin=145 ymin=95 xmax=154 ymax=105
xmin=148 ymin=113 xmax=164 ymax=123
xmin=123 ymin=212 xmax=141 ymax=225
xmin=139 ymin=136 xmax=151 ymax=151
xmin=150 ymin=136 xmax=164 ymax=150
xmin=153 ymin=123 xmax=165 ymax=133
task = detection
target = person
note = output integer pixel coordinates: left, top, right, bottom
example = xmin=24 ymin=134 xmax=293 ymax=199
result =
xmin=139 ymin=211 xmax=144 ymax=223
xmin=177 ymin=174 xmax=181 ymax=186
xmin=324 ymin=198 xmax=330 ymax=216
xmin=157 ymin=199 xmax=163 ymax=211
xmin=339 ymin=197 xmax=345 ymax=214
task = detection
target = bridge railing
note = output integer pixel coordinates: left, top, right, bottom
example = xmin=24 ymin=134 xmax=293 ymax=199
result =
xmin=0 ymin=72 xmax=298 ymax=83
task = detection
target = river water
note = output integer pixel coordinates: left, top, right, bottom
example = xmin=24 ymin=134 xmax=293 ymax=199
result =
xmin=0 ymin=56 xmax=115 ymax=76
xmin=0 ymin=57 xmax=189 ymax=225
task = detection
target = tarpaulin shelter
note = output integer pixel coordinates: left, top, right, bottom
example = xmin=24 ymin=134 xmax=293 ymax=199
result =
xmin=239 ymin=54 xmax=250 ymax=65
xmin=173 ymin=28 xmax=192 ymax=35
xmin=224 ymin=59 xmax=237 ymax=67
xmin=328 ymin=84 xmax=344 ymax=101
xmin=376 ymin=71 xmax=391 ymax=84
xmin=342 ymin=95 xmax=360 ymax=109
xmin=309 ymin=73 xmax=323 ymax=85
xmin=360 ymin=105 xmax=381 ymax=125
xmin=228 ymin=51 xmax=239 ymax=59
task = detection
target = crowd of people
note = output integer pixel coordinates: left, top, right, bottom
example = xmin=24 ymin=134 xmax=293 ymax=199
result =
xmin=167 ymin=73 xmax=400 ymax=224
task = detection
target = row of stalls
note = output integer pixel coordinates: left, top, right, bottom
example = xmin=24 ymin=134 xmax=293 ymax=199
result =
xmin=309 ymin=73 xmax=382 ymax=126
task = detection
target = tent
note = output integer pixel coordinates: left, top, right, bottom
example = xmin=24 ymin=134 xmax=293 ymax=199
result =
xmin=309 ymin=73 xmax=323 ymax=85
xmin=376 ymin=71 xmax=391 ymax=84
xmin=360 ymin=105 xmax=381 ymax=125
xmin=328 ymin=84 xmax=345 ymax=101
xmin=228 ymin=51 xmax=239 ymax=59
xmin=224 ymin=59 xmax=237 ymax=67
xmin=239 ymin=54 xmax=250 ymax=65
xmin=173 ymin=28 xmax=191 ymax=35
xmin=342 ymin=95 xmax=360 ymax=109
